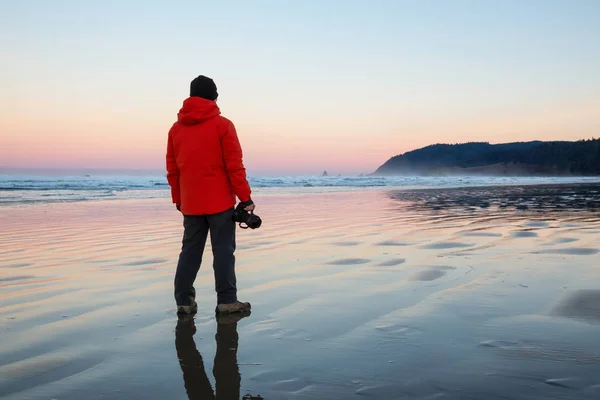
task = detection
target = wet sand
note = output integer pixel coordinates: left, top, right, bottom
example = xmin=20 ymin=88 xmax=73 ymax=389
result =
xmin=2 ymin=184 xmax=600 ymax=399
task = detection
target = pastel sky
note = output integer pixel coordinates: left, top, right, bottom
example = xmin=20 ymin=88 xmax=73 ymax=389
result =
xmin=1 ymin=0 xmax=599 ymax=176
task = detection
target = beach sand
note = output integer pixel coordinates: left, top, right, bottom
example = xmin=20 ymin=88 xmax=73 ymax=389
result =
xmin=2 ymin=184 xmax=600 ymax=399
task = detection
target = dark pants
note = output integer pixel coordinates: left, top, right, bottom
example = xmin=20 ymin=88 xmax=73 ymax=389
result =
xmin=174 ymin=207 xmax=237 ymax=306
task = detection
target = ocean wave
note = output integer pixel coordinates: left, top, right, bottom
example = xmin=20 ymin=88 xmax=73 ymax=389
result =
xmin=2 ymin=174 xmax=600 ymax=206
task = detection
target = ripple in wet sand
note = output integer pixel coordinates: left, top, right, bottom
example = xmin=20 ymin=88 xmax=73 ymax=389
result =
xmin=536 ymin=248 xmax=599 ymax=256
xmin=545 ymin=378 xmax=582 ymax=389
xmin=376 ymin=258 xmax=406 ymax=267
xmin=551 ymin=289 xmax=600 ymax=323
xmin=327 ymin=258 xmax=371 ymax=265
xmin=551 ymin=237 xmax=579 ymax=244
xmin=239 ymin=241 xmax=279 ymax=250
xmin=423 ymin=242 xmax=472 ymax=249
xmin=272 ymin=377 xmax=312 ymax=392
xmin=479 ymin=340 xmax=521 ymax=349
xmin=461 ymin=231 xmax=503 ymax=237
xmin=332 ymin=241 xmax=361 ymax=246
xmin=320 ymin=233 xmax=346 ymax=239
xmin=410 ymin=266 xmax=456 ymax=281
xmin=4 ymin=263 xmax=32 ymax=268
xmin=411 ymin=270 xmax=446 ymax=281
xmin=0 ymin=353 xmax=73 ymax=379
xmin=512 ymin=231 xmax=538 ymax=238
xmin=526 ymin=221 xmax=550 ymax=228
xmin=249 ymin=241 xmax=277 ymax=246
xmin=124 ymin=258 xmax=169 ymax=266
xmin=479 ymin=339 xmax=600 ymax=364
xmin=374 ymin=323 xmax=421 ymax=335
xmin=376 ymin=240 xmax=412 ymax=247
xmin=355 ymin=383 xmax=400 ymax=397
xmin=0 ymin=275 xmax=35 ymax=283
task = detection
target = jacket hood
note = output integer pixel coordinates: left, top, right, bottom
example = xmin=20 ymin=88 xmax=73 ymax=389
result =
xmin=177 ymin=97 xmax=221 ymax=125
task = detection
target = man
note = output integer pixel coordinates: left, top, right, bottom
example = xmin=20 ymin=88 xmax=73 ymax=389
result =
xmin=166 ymin=75 xmax=254 ymax=316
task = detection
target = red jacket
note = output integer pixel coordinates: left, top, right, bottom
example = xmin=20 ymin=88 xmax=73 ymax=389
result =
xmin=166 ymin=97 xmax=252 ymax=215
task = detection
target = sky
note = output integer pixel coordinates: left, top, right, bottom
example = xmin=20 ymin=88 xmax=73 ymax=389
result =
xmin=1 ymin=0 xmax=599 ymax=176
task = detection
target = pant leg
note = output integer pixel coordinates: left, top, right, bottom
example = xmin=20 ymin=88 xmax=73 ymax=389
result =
xmin=175 ymin=318 xmax=216 ymax=399
xmin=207 ymin=208 xmax=237 ymax=304
xmin=213 ymin=322 xmax=240 ymax=400
xmin=174 ymin=215 xmax=209 ymax=306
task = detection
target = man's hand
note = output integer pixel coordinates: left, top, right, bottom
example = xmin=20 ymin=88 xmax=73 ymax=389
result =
xmin=239 ymin=199 xmax=255 ymax=212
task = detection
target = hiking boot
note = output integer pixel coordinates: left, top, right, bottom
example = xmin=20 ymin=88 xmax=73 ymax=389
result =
xmin=177 ymin=297 xmax=198 ymax=315
xmin=215 ymin=301 xmax=251 ymax=315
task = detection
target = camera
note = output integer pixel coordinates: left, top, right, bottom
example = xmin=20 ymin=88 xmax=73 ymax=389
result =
xmin=232 ymin=203 xmax=262 ymax=229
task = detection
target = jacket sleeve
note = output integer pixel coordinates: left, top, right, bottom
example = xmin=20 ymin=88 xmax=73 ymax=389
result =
xmin=221 ymin=120 xmax=252 ymax=202
xmin=166 ymin=124 xmax=181 ymax=205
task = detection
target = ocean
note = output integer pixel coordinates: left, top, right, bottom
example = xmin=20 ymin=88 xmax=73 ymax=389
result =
xmin=2 ymin=172 xmax=600 ymax=205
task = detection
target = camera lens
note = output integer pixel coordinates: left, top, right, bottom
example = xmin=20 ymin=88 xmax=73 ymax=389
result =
xmin=247 ymin=214 xmax=262 ymax=229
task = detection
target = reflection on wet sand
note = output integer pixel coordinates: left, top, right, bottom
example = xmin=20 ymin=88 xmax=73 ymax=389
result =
xmin=176 ymin=312 xmax=262 ymax=400
xmin=2 ymin=185 xmax=600 ymax=399
xmin=387 ymin=183 xmax=600 ymax=213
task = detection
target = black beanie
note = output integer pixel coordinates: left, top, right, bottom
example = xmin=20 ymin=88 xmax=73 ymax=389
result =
xmin=190 ymin=75 xmax=218 ymax=100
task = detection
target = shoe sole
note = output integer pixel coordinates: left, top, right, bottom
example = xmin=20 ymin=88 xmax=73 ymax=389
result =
xmin=177 ymin=306 xmax=198 ymax=315
xmin=215 ymin=305 xmax=251 ymax=315
xmin=216 ymin=310 xmax=251 ymax=324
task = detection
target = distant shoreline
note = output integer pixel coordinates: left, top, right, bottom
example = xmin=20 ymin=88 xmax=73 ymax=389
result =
xmin=371 ymin=161 xmax=600 ymax=177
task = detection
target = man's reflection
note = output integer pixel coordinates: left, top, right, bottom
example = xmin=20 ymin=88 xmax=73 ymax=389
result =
xmin=175 ymin=312 xmax=250 ymax=400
